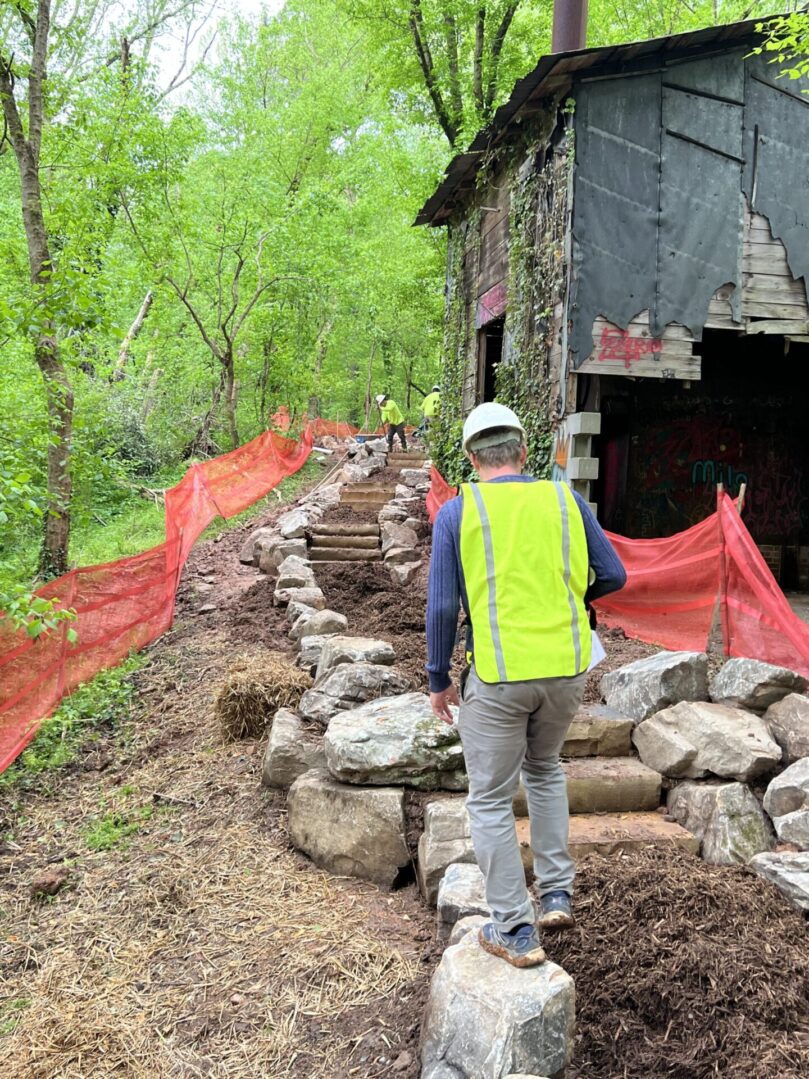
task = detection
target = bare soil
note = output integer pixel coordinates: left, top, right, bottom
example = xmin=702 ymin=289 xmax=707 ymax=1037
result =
xmin=2 ymin=475 xmax=806 ymax=1078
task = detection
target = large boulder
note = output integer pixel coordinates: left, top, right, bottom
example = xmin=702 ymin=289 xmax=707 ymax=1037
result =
xmin=258 ymin=536 xmax=308 ymax=574
xmin=421 ymin=932 xmax=575 ymax=1079
xmin=633 ymin=701 xmax=782 ymax=781
xmin=273 ymin=585 xmax=325 ymax=610
xmin=749 ymin=851 xmax=809 ymax=912
xmin=709 ymin=658 xmax=807 ymax=712
xmin=261 ymin=710 xmax=326 ymax=788
xmin=667 ymin=781 xmax=774 ymax=864
xmin=600 ymin=651 xmax=709 ymax=722
xmin=239 ymin=525 xmax=277 ymax=565
xmin=276 ymin=555 xmax=316 ymax=590
xmin=764 ymin=694 xmax=809 ymax=765
xmin=298 ymin=663 xmax=412 ymax=726
xmin=324 ymin=692 xmax=465 ymax=790
xmin=449 ymin=915 xmax=488 ymax=947
xmin=378 ymin=504 xmax=408 ymax=524
xmin=437 ymin=863 xmax=490 ymax=940
xmin=400 ymin=467 xmax=430 ymax=487
xmin=315 ymin=635 xmax=396 ymax=680
xmin=380 ymin=521 xmax=419 ymax=554
xmin=388 ymin=560 xmax=422 ymax=586
xmin=383 ymin=546 xmax=420 ymax=565
xmin=290 ymin=608 xmax=348 ymax=644
xmin=277 ymin=505 xmax=323 ymax=540
xmin=287 ymin=770 xmax=409 ymax=887
xmin=301 ymin=483 xmax=342 ymax=509
xmin=763 ymin=758 xmax=809 ymax=848
xmin=297 ymin=635 xmax=332 ymax=676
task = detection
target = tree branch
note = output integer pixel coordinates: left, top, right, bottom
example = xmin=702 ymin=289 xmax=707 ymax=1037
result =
xmin=409 ymin=0 xmax=458 ymax=146
xmin=165 ymin=275 xmax=224 ymax=362
xmin=443 ymin=11 xmax=463 ymax=131
xmin=485 ymin=0 xmax=520 ymax=112
xmin=473 ymin=7 xmax=485 ymax=111
xmin=27 ymin=0 xmax=51 ymax=165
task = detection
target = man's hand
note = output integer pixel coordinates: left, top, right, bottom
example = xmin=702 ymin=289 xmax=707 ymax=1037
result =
xmin=430 ymin=684 xmax=460 ymax=725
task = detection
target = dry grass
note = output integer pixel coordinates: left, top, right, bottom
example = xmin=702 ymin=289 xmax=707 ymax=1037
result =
xmin=0 ymin=623 xmax=429 ymax=1079
xmin=215 ymin=654 xmax=312 ymax=741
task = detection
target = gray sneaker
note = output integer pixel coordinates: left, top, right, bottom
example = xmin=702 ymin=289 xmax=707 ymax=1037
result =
xmin=538 ymin=890 xmax=575 ymax=930
xmin=478 ymin=922 xmax=547 ymax=968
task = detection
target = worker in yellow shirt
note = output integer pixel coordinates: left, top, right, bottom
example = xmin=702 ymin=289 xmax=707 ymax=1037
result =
xmin=421 ymin=385 xmax=441 ymax=427
xmin=375 ymin=393 xmax=407 ymax=452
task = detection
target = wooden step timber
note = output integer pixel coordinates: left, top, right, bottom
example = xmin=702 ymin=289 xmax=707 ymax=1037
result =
xmin=515 ymin=813 xmax=698 ymax=867
xmin=309 ymin=534 xmax=379 ymax=550
xmin=345 ymin=483 xmax=397 ymax=494
xmin=310 ymin=522 xmax=380 ymax=537
xmin=309 ymin=547 xmax=382 ymax=562
xmin=342 ymin=493 xmax=389 ymax=506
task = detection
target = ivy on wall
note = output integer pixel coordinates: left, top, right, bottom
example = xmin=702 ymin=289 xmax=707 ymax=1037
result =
xmin=430 ymin=103 xmax=573 ymax=483
xmin=497 ymin=135 xmax=571 ymax=477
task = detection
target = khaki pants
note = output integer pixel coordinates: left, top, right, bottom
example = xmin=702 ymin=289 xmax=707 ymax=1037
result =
xmin=459 ymin=667 xmax=587 ymax=931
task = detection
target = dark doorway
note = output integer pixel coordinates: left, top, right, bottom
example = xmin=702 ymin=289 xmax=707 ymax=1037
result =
xmin=477 ymin=316 xmax=504 ymax=402
xmin=592 ymin=331 xmax=809 ymax=584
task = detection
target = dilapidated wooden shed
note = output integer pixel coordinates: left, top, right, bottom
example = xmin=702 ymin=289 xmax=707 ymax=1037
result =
xmin=418 ymin=16 xmax=809 ymax=586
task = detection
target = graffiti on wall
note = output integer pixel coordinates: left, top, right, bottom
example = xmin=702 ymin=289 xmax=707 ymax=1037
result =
xmin=597 ymin=325 xmax=663 ymax=369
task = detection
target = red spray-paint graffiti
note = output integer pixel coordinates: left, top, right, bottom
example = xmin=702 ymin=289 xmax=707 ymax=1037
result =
xmin=597 ymin=325 xmax=663 ymax=369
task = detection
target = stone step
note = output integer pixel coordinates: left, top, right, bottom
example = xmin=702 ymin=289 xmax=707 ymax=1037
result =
xmin=310 ymin=534 xmax=379 ymax=550
xmin=345 ymin=482 xmax=397 ymax=494
xmin=339 ymin=501 xmax=388 ymax=512
xmin=309 ymin=548 xmax=382 ymax=562
xmin=341 ymin=491 xmax=390 ymax=505
xmin=517 ymin=812 xmax=699 ymax=862
xmin=565 ymin=757 xmax=662 ymax=814
xmin=563 ymin=704 xmax=634 ymax=757
xmin=310 ymin=522 xmax=380 ymax=537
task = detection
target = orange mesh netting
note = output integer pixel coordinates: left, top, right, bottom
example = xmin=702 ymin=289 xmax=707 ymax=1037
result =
xmin=426 ymin=471 xmax=809 ymax=671
xmin=0 ymin=426 xmax=313 ymax=773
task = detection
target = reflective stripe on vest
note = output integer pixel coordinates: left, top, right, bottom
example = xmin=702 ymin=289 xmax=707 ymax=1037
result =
xmin=459 ymin=480 xmax=592 ymax=682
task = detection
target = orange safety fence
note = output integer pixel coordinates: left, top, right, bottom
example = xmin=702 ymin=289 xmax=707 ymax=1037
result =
xmin=271 ymin=407 xmax=387 ymax=439
xmin=426 ymin=470 xmax=809 ymax=674
xmin=0 ymin=426 xmax=313 ymax=774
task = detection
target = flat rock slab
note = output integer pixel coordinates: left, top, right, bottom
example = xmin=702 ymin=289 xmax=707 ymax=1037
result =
xmin=274 ymin=585 xmax=325 ymax=610
xmin=421 ymin=932 xmax=575 ymax=1079
xmin=667 ymin=781 xmax=774 ymax=864
xmin=287 ymin=769 xmax=409 ymax=887
xmin=710 ymin=658 xmax=807 ymax=712
xmin=258 ymin=536 xmax=307 ymax=574
xmin=325 ymin=692 xmax=464 ymax=790
xmin=298 ymin=663 xmax=412 ymax=726
xmin=276 ymin=554 xmax=316 ymax=590
xmin=601 ymin=651 xmax=709 ymax=722
xmin=315 ymin=635 xmax=396 ymax=680
xmin=749 ymin=851 xmax=809 ymax=911
xmin=554 ymin=811 xmax=698 ymax=858
xmin=261 ymin=710 xmax=325 ymax=789
xmin=562 ymin=704 xmax=633 ymax=757
xmin=289 ymin=608 xmax=347 ymax=644
xmin=765 ymin=694 xmax=809 ymax=765
xmin=564 ymin=757 xmax=662 ymax=813
xmin=633 ymin=701 xmax=782 ymax=782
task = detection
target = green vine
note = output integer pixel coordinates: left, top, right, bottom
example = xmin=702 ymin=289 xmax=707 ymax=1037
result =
xmin=430 ymin=102 xmax=573 ymax=484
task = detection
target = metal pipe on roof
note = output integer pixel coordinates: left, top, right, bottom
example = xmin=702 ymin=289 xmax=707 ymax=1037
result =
xmin=552 ymin=0 xmax=588 ymax=53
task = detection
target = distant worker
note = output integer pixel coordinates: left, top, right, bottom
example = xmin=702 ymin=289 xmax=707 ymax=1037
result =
xmin=421 ymin=384 xmax=441 ymax=426
xmin=426 ymin=402 xmax=626 ymax=968
xmin=375 ymin=393 xmax=407 ymax=452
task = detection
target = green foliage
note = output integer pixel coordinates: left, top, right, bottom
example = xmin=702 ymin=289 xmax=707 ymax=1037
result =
xmin=83 ymin=805 xmax=153 ymax=852
xmin=0 ymin=998 xmax=31 ymax=1038
xmin=757 ymin=12 xmax=809 ymax=83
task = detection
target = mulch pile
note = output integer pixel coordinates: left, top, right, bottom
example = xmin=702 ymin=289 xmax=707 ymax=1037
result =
xmin=552 ymin=847 xmax=809 ymax=1079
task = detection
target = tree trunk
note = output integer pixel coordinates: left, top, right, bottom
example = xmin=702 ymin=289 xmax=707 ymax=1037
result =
xmin=37 ymin=334 xmax=74 ymax=579
xmin=186 ymin=369 xmax=225 ymax=458
xmin=225 ymin=352 xmax=239 ymax=448
xmin=141 ymin=366 xmax=162 ymax=421
xmin=115 ymin=290 xmax=153 ymax=376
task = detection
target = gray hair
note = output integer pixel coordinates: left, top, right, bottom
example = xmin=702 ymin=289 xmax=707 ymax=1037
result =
xmin=472 ymin=438 xmax=523 ymax=469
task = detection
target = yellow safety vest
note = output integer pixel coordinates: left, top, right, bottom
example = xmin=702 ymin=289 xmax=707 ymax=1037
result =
xmin=422 ymin=392 xmax=440 ymax=418
xmin=381 ymin=400 xmax=404 ymax=425
xmin=459 ymin=481 xmax=592 ymax=682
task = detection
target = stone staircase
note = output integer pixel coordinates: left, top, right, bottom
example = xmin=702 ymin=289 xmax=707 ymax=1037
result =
xmin=340 ymin=482 xmax=396 ymax=513
xmin=388 ymin=449 xmax=426 ymax=469
xmin=309 ymin=521 xmax=381 ymax=563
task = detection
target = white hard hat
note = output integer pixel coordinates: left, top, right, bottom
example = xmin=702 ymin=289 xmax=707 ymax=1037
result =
xmin=375 ymin=394 xmax=386 ymax=405
xmin=462 ymin=402 xmax=526 ymax=454
xmin=432 ymin=385 xmax=440 ymax=393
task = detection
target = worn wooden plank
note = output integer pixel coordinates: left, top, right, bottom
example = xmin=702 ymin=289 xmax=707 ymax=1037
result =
xmin=581 ymin=316 xmax=698 ymax=378
xmin=592 ymin=314 xmax=693 ymax=342
xmin=744 ymin=254 xmax=800 ymax=277
xmin=743 ymin=299 xmax=809 ymax=320
xmin=579 ymin=350 xmax=701 ymax=379
xmin=747 ymin=319 xmax=809 ymax=334
xmin=743 ymin=274 xmax=808 ymax=301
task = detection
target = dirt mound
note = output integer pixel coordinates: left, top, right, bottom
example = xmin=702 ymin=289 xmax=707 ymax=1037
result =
xmin=551 ymin=846 xmax=809 ymax=1079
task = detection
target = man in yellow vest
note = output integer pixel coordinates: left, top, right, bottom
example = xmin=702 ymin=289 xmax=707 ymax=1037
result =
xmin=421 ymin=385 xmax=441 ymax=425
xmin=426 ymin=402 xmax=626 ymax=967
xmin=375 ymin=393 xmax=407 ymax=452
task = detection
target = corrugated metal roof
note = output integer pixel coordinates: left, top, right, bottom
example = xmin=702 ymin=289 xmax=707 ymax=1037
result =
xmin=415 ymin=15 xmax=770 ymax=227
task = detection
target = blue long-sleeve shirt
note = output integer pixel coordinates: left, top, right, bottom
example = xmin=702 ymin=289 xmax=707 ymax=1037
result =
xmin=426 ymin=475 xmax=627 ymax=692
